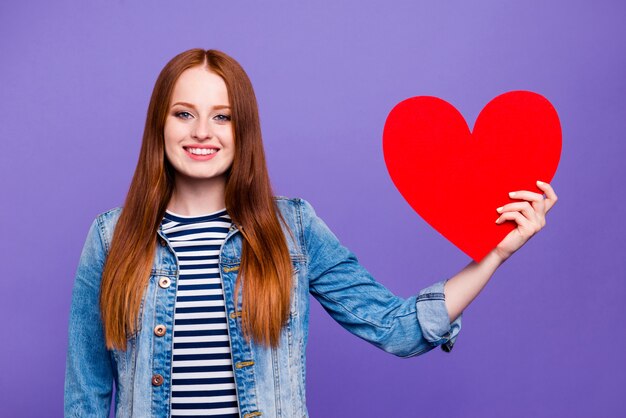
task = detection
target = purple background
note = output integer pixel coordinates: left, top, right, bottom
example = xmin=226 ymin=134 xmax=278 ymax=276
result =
xmin=1 ymin=1 xmax=625 ymax=417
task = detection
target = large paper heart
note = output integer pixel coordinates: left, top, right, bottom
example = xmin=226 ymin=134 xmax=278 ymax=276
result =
xmin=383 ymin=91 xmax=561 ymax=262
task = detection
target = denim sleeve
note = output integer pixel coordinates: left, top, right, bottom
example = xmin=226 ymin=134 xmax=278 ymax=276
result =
xmin=300 ymin=198 xmax=462 ymax=357
xmin=64 ymin=216 xmax=114 ymax=417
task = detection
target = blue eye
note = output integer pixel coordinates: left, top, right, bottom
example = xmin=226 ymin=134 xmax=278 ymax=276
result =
xmin=215 ymin=114 xmax=231 ymax=122
xmin=174 ymin=111 xmax=230 ymax=121
xmin=175 ymin=111 xmax=192 ymax=119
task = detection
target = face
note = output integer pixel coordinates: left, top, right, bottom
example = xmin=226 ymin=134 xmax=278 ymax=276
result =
xmin=164 ymin=66 xmax=234 ymax=187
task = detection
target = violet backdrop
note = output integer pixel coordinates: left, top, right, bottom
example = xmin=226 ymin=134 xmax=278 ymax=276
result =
xmin=1 ymin=1 xmax=624 ymax=417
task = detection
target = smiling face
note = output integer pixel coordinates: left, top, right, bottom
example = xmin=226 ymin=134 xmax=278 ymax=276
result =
xmin=163 ymin=66 xmax=235 ymax=188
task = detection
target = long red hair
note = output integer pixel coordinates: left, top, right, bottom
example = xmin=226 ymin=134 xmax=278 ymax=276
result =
xmin=99 ymin=48 xmax=293 ymax=350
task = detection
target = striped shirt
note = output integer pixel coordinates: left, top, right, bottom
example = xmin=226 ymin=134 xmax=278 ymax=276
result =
xmin=161 ymin=208 xmax=240 ymax=418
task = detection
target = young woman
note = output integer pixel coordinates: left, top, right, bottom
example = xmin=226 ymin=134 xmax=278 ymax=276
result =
xmin=64 ymin=48 xmax=558 ymax=418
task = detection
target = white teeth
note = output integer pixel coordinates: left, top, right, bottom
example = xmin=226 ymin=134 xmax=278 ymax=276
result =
xmin=187 ymin=147 xmax=217 ymax=155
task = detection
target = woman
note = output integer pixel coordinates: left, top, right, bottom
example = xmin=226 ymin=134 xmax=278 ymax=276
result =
xmin=64 ymin=48 xmax=557 ymax=418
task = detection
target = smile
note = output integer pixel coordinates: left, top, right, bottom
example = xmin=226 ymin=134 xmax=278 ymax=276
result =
xmin=185 ymin=147 xmax=218 ymax=155
xmin=183 ymin=147 xmax=219 ymax=161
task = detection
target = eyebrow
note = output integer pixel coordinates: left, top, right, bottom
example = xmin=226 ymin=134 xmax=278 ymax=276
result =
xmin=171 ymin=101 xmax=231 ymax=110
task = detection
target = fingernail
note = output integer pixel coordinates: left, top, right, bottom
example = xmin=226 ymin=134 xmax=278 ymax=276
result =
xmin=495 ymin=218 xmax=500 ymax=224
xmin=496 ymin=207 xmax=503 ymax=213
xmin=509 ymin=192 xmax=516 ymax=197
xmin=537 ymin=180 xmax=544 ymax=186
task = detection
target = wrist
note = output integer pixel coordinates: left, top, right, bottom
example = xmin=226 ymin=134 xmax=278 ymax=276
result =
xmin=493 ymin=246 xmax=512 ymax=263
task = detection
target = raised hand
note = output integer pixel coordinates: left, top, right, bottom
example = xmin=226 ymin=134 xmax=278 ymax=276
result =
xmin=493 ymin=180 xmax=558 ymax=261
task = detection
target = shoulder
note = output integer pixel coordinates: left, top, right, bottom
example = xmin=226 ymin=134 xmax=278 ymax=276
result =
xmin=96 ymin=206 xmax=123 ymax=220
xmin=272 ymin=195 xmax=318 ymax=221
xmin=272 ymin=196 xmax=318 ymax=257
xmin=92 ymin=206 xmax=123 ymax=252
xmin=95 ymin=206 xmax=123 ymax=229
xmin=272 ymin=195 xmax=301 ymax=206
xmin=272 ymin=196 xmax=325 ymax=245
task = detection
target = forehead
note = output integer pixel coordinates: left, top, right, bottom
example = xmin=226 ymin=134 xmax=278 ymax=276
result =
xmin=170 ymin=66 xmax=229 ymax=106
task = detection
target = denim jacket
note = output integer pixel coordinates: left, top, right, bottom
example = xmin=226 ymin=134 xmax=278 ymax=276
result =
xmin=64 ymin=196 xmax=462 ymax=418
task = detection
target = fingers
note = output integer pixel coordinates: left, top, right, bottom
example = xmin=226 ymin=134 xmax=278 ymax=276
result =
xmin=494 ymin=181 xmax=556 ymax=244
xmin=508 ymin=189 xmax=544 ymax=202
xmin=495 ymin=211 xmax=538 ymax=236
xmin=497 ymin=180 xmax=557 ymax=228
xmin=496 ymin=201 xmax=544 ymax=226
xmin=536 ymin=180 xmax=558 ymax=213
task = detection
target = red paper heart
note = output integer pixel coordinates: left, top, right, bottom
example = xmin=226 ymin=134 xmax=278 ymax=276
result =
xmin=383 ymin=91 xmax=561 ymax=262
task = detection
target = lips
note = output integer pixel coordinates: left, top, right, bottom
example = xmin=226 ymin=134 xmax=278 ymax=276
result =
xmin=183 ymin=144 xmax=220 ymax=150
xmin=185 ymin=146 xmax=218 ymax=154
xmin=183 ymin=146 xmax=220 ymax=160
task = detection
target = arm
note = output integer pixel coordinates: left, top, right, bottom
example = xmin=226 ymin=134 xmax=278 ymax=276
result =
xmin=64 ymin=216 xmax=114 ymax=418
xmin=444 ymin=250 xmax=503 ymax=322
xmin=300 ymin=198 xmax=462 ymax=357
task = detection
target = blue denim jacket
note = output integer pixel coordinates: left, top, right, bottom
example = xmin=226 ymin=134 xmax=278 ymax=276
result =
xmin=65 ymin=196 xmax=462 ymax=417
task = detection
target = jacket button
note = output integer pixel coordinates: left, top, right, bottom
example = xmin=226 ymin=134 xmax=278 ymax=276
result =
xmin=235 ymin=360 xmax=255 ymax=369
xmin=152 ymin=374 xmax=164 ymax=386
xmin=154 ymin=324 xmax=166 ymax=337
xmin=159 ymin=237 xmax=167 ymax=247
xmin=158 ymin=277 xmax=171 ymax=289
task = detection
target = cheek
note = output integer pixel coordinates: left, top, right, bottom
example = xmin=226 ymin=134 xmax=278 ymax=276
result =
xmin=163 ymin=124 xmax=185 ymax=149
xmin=163 ymin=135 xmax=181 ymax=165
xmin=163 ymin=134 xmax=174 ymax=154
xmin=222 ymin=132 xmax=235 ymax=150
xmin=164 ymin=118 xmax=187 ymax=139
xmin=224 ymin=139 xmax=236 ymax=160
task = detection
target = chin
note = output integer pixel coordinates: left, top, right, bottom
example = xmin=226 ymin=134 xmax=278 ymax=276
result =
xmin=185 ymin=171 xmax=228 ymax=181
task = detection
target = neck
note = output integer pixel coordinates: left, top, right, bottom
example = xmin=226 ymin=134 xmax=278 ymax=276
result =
xmin=167 ymin=174 xmax=227 ymax=216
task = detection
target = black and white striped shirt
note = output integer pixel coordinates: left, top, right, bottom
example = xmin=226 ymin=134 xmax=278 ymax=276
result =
xmin=161 ymin=208 xmax=240 ymax=418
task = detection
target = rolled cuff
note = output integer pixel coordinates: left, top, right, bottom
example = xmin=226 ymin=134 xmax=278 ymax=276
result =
xmin=415 ymin=278 xmax=463 ymax=352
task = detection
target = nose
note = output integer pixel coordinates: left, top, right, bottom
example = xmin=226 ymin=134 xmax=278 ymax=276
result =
xmin=191 ymin=117 xmax=213 ymax=140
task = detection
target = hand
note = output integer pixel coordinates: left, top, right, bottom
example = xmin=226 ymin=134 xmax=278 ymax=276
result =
xmin=493 ymin=180 xmax=558 ymax=261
